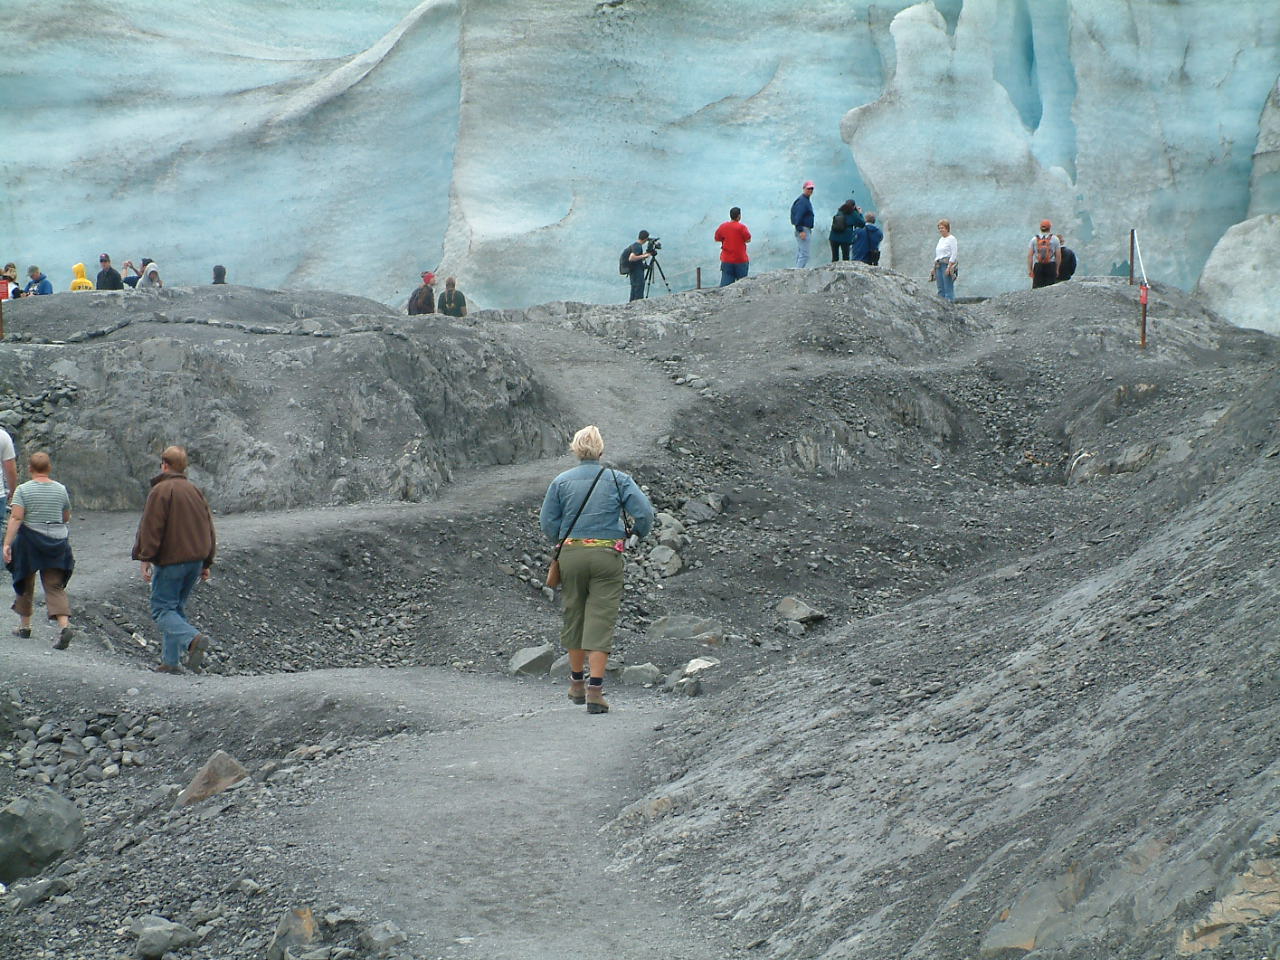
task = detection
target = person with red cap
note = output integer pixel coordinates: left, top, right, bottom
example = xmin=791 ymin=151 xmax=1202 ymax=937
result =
xmin=1027 ymin=219 xmax=1062 ymax=289
xmin=790 ymin=180 xmax=816 ymax=267
xmin=408 ymin=271 xmax=436 ymax=314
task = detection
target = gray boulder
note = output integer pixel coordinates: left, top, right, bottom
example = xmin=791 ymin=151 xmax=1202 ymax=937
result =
xmin=8 ymin=876 xmax=70 ymax=909
xmin=508 ymin=644 xmax=555 ymax=676
xmin=130 ymin=915 xmax=196 ymax=959
xmin=649 ymin=615 xmax=724 ymax=643
xmin=620 ymin=663 xmax=662 ymax=686
xmin=0 ymin=788 xmax=84 ymax=883
xmin=682 ymin=500 xmax=719 ymax=523
xmin=648 ymin=545 xmax=684 ymax=577
xmin=776 ymin=596 xmax=826 ymax=623
xmin=547 ymin=654 xmax=572 ymax=679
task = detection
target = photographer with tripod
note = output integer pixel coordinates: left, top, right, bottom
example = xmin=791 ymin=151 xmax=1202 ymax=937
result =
xmin=623 ymin=230 xmax=655 ymax=301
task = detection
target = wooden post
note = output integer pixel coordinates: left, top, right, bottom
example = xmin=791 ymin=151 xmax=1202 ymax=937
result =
xmin=696 ymin=267 xmax=702 ymax=290
xmin=1139 ymin=283 xmax=1148 ymax=348
xmin=1129 ymin=230 xmax=1135 ymax=285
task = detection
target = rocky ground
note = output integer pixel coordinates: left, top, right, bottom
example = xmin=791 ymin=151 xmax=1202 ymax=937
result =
xmin=1 ymin=265 xmax=1278 ymax=959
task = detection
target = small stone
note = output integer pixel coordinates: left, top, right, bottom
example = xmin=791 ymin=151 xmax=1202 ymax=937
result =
xmin=683 ymin=657 xmax=720 ymax=676
xmin=359 ymin=920 xmax=407 ymax=957
xmin=266 ymin=906 xmax=318 ymax=960
xmin=547 ymin=655 xmax=572 ymax=680
xmin=175 ymin=750 xmax=248 ymax=807
xmin=130 ymin=915 xmax=196 ymax=959
xmin=676 ymin=677 xmax=703 ymax=697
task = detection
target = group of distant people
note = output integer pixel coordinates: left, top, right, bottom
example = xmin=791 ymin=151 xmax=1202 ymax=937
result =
xmin=709 ymin=182 xmax=886 ymax=290
xmin=407 ymin=270 xmax=468 ymax=317
xmin=621 ymin=179 xmax=1084 ymax=305
xmin=2 ymin=429 xmax=218 ymax=675
xmin=0 ymin=256 xmax=230 ymax=299
xmin=789 ymin=181 xmax=883 ymax=270
xmin=930 ymin=217 xmax=1078 ymax=301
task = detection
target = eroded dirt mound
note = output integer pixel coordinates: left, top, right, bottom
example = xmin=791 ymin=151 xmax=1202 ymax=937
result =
xmin=0 ymin=286 xmax=564 ymax=511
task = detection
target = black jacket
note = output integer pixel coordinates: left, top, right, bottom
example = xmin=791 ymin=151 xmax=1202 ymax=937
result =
xmin=96 ymin=267 xmax=124 ymax=290
xmin=7 ymin=526 xmax=74 ymax=593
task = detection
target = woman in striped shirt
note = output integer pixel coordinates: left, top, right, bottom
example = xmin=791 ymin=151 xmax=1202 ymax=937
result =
xmin=2 ymin=451 xmax=74 ymax=649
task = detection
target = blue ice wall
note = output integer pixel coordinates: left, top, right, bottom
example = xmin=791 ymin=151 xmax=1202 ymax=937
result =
xmin=2 ymin=0 xmax=1277 ymax=309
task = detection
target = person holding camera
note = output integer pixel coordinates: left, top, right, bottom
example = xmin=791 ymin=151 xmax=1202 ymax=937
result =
xmin=625 ymin=230 xmax=654 ymax=302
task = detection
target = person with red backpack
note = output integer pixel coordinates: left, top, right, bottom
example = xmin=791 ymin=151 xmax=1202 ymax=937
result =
xmin=1027 ymin=219 xmax=1061 ymax=289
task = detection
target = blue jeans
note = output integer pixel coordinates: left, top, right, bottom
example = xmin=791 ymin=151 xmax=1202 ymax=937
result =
xmin=935 ymin=260 xmax=955 ymax=301
xmin=795 ymin=228 xmax=811 ymax=267
xmin=719 ymin=261 xmax=749 ymax=286
xmin=151 ymin=560 xmax=203 ymax=666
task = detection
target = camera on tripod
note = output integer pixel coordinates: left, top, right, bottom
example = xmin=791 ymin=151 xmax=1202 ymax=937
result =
xmin=645 ymin=237 xmax=662 ymax=255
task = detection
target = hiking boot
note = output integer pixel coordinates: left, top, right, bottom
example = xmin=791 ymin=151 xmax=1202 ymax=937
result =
xmin=153 ymin=663 xmax=185 ymax=675
xmin=586 ymin=686 xmax=609 ymax=714
xmin=53 ymin=627 xmax=74 ymax=650
xmin=186 ymin=634 xmax=209 ymax=673
xmin=13 ymin=626 xmax=31 ymax=639
xmin=567 ymin=678 xmax=586 ymax=705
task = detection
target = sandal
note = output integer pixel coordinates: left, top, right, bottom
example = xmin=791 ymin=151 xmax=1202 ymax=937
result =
xmin=53 ymin=627 xmax=74 ymax=650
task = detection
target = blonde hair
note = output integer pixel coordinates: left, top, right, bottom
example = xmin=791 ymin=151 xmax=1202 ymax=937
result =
xmin=28 ymin=452 xmax=51 ymax=475
xmin=161 ymin=445 xmax=189 ymax=472
xmin=570 ymin=425 xmax=604 ymax=460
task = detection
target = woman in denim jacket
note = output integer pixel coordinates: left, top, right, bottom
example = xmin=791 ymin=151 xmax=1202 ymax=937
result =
xmin=540 ymin=426 xmax=654 ymax=714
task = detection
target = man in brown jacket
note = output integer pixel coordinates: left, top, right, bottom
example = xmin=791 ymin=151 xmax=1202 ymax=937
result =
xmin=131 ymin=446 xmax=216 ymax=674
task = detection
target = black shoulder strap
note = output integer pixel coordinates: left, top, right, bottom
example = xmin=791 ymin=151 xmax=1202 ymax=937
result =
xmin=555 ymin=467 xmax=608 ymax=555
xmin=611 ymin=469 xmax=634 ymax=537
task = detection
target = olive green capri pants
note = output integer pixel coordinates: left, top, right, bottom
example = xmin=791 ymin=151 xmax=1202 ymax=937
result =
xmin=558 ymin=545 xmax=625 ymax=653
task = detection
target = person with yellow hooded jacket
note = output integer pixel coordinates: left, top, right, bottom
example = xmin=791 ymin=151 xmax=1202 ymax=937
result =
xmin=69 ymin=263 xmax=94 ymax=291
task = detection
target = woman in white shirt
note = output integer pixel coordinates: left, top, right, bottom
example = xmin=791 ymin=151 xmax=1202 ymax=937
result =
xmin=931 ymin=220 xmax=958 ymax=301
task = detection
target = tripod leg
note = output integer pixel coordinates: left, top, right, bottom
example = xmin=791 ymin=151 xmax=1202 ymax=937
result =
xmin=652 ymin=257 xmax=673 ymax=294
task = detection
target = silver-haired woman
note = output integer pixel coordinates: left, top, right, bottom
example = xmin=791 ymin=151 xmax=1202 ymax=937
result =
xmin=540 ymin=426 xmax=654 ymax=714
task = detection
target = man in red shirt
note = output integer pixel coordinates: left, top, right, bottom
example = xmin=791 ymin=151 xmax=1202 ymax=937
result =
xmin=714 ymin=207 xmax=751 ymax=286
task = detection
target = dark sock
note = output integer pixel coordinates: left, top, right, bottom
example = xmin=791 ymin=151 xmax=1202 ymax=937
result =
xmin=570 ymin=671 xmax=584 ymax=682
xmin=587 ymin=677 xmax=603 ymax=688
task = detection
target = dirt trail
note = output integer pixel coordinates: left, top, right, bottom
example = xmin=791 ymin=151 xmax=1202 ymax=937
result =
xmin=1 ymin=305 xmax=735 ymax=957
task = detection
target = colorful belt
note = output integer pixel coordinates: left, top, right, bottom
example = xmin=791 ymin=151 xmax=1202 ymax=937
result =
xmin=563 ymin=538 xmax=625 ymax=551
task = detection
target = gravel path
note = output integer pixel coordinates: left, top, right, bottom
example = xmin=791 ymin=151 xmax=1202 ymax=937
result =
xmin=0 ymin=299 xmax=733 ymax=958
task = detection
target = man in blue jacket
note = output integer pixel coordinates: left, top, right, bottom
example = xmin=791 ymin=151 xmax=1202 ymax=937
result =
xmin=857 ymin=213 xmax=884 ymax=265
xmin=790 ymin=181 xmax=815 ymax=267
xmin=23 ymin=266 xmax=53 ymax=296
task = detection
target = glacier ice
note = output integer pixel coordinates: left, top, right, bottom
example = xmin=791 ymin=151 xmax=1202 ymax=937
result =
xmin=1 ymin=0 xmax=1277 ymax=315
